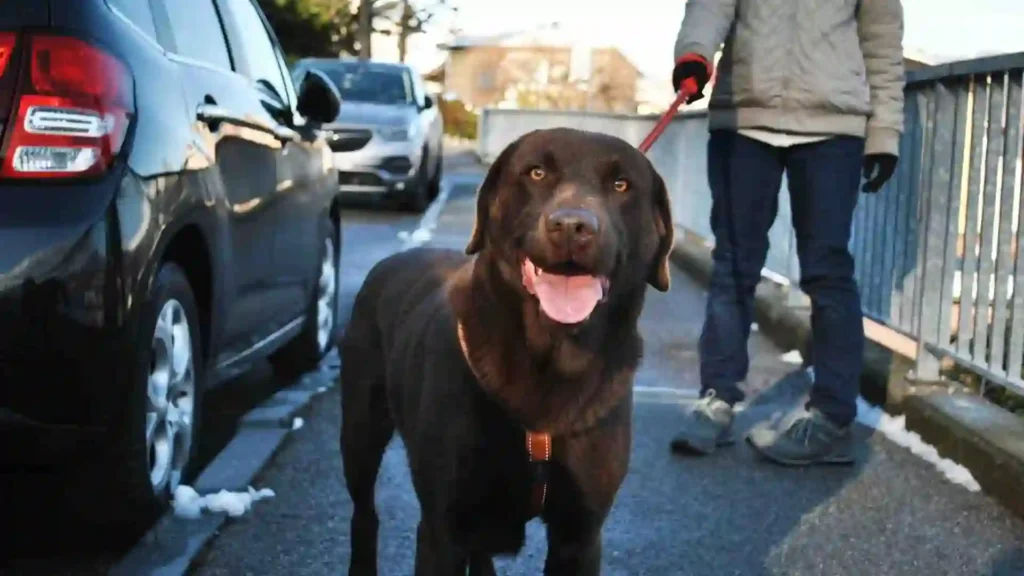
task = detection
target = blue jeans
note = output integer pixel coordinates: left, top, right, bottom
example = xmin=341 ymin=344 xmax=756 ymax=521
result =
xmin=698 ymin=130 xmax=865 ymax=426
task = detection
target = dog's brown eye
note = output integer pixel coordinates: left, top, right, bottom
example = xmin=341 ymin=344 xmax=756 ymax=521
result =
xmin=613 ymin=178 xmax=630 ymax=193
xmin=529 ymin=167 xmax=546 ymax=181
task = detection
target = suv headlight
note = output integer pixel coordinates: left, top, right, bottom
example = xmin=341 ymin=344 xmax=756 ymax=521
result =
xmin=376 ymin=126 xmax=411 ymax=142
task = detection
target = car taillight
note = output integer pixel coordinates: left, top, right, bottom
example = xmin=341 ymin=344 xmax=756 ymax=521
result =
xmin=0 ymin=33 xmax=15 ymax=76
xmin=0 ymin=34 xmax=134 ymax=179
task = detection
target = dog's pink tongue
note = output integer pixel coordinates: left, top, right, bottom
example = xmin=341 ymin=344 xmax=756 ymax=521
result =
xmin=532 ymin=272 xmax=603 ymax=324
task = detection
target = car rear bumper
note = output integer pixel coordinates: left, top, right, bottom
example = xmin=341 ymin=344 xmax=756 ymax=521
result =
xmin=0 ymin=175 xmax=129 ymax=467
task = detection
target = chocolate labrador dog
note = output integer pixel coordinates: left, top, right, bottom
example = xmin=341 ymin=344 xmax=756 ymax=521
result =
xmin=340 ymin=127 xmax=673 ymax=575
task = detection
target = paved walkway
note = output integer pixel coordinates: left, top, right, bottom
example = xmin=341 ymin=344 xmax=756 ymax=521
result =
xmin=190 ymin=163 xmax=1024 ymax=576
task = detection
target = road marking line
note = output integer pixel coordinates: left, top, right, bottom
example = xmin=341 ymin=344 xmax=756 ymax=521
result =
xmin=633 ymin=386 xmax=700 ymax=397
xmin=632 ymin=386 xmax=701 ymax=404
xmin=398 ymin=177 xmax=452 ymax=251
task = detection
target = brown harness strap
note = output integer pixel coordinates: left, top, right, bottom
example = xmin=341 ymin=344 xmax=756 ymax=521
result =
xmin=457 ymin=322 xmax=552 ymax=519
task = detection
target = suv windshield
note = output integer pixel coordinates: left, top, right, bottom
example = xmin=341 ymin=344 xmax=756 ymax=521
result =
xmin=316 ymin=63 xmax=413 ymax=106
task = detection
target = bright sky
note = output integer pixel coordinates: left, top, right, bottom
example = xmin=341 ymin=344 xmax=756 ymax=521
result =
xmin=389 ymin=0 xmax=1024 ymax=79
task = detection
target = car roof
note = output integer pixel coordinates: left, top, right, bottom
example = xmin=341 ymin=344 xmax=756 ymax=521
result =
xmin=295 ymin=58 xmax=410 ymax=74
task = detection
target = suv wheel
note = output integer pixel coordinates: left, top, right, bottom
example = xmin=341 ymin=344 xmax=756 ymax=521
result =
xmin=269 ymin=221 xmax=341 ymax=378
xmin=403 ymin=149 xmax=431 ymax=213
xmin=74 ymin=262 xmax=204 ymax=532
xmin=428 ymin=147 xmax=443 ymax=201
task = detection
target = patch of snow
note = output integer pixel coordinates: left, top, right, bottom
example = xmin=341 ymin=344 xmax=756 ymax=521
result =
xmin=398 ymin=227 xmax=433 ymax=245
xmin=751 ymin=322 xmax=759 ymax=332
xmin=854 ymin=397 xmax=981 ymax=492
xmin=291 ymin=417 xmax=305 ymax=430
xmin=172 ymin=485 xmax=276 ymax=519
xmin=316 ymin=386 xmax=328 ymax=394
xmin=779 ymin=349 xmax=803 ymax=364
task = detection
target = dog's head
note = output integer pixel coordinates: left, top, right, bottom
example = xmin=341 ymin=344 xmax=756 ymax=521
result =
xmin=466 ymin=128 xmax=674 ymax=327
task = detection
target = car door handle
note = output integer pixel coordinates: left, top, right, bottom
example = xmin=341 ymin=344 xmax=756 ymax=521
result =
xmin=198 ymin=103 xmax=297 ymax=144
xmin=196 ymin=103 xmax=236 ymax=124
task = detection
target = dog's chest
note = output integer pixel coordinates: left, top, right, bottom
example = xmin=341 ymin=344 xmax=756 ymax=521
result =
xmin=445 ymin=408 xmax=546 ymax=553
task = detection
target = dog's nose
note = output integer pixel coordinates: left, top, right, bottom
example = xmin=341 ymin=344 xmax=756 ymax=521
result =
xmin=545 ymin=208 xmax=599 ymax=251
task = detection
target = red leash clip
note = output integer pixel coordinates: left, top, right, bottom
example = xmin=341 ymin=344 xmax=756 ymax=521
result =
xmin=637 ymin=79 xmax=697 ymax=154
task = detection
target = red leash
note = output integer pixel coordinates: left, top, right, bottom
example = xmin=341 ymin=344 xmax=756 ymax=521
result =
xmin=637 ymin=81 xmax=696 ymax=154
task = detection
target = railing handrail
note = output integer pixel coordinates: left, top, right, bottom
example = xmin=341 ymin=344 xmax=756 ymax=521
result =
xmin=906 ymin=51 xmax=1024 ymax=85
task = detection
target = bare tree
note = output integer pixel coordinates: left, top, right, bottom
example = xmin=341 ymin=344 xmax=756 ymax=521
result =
xmin=358 ymin=0 xmax=373 ymax=59
xmin=392 ymin=0 xmax=451 ymax=62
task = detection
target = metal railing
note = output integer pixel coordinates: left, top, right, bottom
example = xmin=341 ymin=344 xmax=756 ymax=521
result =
xmin=475 ymin=52 xmax=1024 ymax=397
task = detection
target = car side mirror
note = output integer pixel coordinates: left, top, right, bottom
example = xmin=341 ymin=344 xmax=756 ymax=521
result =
xmin=422 ymin=95 xmax=434 ymax=110
xmin=296 ymin=69 xmax=342 ymax=124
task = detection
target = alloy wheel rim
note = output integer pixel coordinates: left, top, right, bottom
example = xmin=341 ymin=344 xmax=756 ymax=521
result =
xmin=146 ymin=299 xmax=196 ymax=495
xmin=316 ymin=238 xmax=337 ymax=352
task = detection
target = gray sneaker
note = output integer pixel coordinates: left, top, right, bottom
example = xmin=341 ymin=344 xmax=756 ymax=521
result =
xmin=747 ymin=408 xmax=854 ymax=466
xmin=669 ymin=390 xmax=736 ymax=455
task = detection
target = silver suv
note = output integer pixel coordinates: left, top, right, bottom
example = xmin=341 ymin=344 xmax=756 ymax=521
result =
xmin=292 ymin=58 xmax=444 ymax=212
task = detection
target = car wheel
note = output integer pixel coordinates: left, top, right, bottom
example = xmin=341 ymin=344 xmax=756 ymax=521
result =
xmin=403 ymin=149 xmax=431 ymax=213
xmin=428 ymin=147 xmax=443 ymax=201
xmin=269 ymin=220 xmax=341 ymax=378
xmin=74 ymin=262 xmax=205 ymax=533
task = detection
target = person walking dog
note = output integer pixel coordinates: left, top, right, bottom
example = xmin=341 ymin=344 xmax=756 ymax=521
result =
xmin=668 ymin=0 xmax=905 ymax=465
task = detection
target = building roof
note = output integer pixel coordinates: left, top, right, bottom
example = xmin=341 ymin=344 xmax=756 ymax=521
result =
xmin=437 ymin=22 xmax=642 ymax=76
xmin=439 ymin=22 xmax=579 ymax=50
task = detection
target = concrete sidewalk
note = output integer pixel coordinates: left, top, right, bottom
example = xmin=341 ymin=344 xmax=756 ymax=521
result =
xmin=190 ymin=177 xmax=1024 ymax=576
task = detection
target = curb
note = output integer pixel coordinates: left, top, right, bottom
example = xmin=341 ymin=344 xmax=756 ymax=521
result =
xmin=109 ymin=359 xmax=339 ymax=576
xmin=669 ymin=230 xmax=1024 ymax=520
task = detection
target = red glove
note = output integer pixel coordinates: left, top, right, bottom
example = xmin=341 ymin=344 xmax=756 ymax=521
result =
xmin=671 ymin=54 xmax=713 ymax=103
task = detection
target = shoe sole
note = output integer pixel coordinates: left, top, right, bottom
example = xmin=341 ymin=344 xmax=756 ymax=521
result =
xmin=745 ymin=436 xmax=855 ymax=467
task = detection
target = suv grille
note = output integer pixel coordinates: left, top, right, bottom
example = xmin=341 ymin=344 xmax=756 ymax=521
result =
xmin=339 ymin=172 xmax=383 ymax=187
xmin=327 ymin=129 xmax=372 ymax=152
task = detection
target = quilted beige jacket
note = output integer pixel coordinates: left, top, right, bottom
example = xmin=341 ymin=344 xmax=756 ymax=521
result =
xmin=675 ymin=0 xmax=906 ymax=155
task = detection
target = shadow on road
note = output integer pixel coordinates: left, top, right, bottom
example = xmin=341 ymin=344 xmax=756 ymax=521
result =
xmin=609 ymin=368 xmax=878 ymax=575
xmin=0 ymin=360 xmax=291 ymax=575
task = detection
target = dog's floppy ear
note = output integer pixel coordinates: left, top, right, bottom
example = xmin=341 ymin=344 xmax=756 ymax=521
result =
xmin=648 ymin=166 xmax=675 ymax=292
xmin=466 ymin=137 xmax=523 ymax=255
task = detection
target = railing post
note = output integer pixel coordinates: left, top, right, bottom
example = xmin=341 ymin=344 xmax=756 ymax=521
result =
xmin=913 ymin=77 xmax=971 ymax=381
xmin=912 ymin=83 xmax=947 ymax=381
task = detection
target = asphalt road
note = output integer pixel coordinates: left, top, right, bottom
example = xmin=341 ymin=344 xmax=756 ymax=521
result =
xmin=188 ymin=152 xmax=1024 ymax=576
xmin=6 ymin=149 xmax=1024 ymax=575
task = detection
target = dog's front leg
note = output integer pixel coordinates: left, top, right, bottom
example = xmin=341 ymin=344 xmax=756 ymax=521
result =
xmin=414 ymin=519 xmax=469 ymax=576
xmin=543 ymin=521 xmax=603 ymax=576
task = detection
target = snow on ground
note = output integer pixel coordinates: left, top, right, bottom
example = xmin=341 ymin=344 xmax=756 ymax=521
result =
xmin=855 ymin=396 xmax=981 ymax=492
xmin=397 ymin=227 xmax=433 ymax=246
xmin=291 ymin=417 xmax=305 ymax=430
xmin=172 ymin=485 xmax=276 ymax=519
xmin=779 ymin=350 xmax=803 ymax=364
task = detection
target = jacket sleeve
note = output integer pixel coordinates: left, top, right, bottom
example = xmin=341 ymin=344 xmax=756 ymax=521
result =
xmin=673 ymin=0 xmax=737 ymax=63
xmin=858 ymin=0 xmax=906 ymax=156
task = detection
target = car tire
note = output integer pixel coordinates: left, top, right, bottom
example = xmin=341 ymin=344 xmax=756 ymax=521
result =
xmin=402 ymin=148 xmax=431 ymax=213
xmin=428 ymin=146 xmax=443 ymax=201
xmin=73 ymin=262 xmax=205 ymax=534
xmin=269 ymin=219 xmax=341 ymax=379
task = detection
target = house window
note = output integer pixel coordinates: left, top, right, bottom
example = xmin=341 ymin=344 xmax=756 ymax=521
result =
xmin=478 ymin=70 xmax=496 ymax=90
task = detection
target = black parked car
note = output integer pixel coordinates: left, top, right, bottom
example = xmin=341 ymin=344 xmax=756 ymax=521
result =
xmin=0 ymin=0 xmax=342 ymax=528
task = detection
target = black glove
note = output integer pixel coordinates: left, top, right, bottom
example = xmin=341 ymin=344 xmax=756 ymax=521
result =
xmin=862 ymin=154 xmax=898 ymax=193
xmin=671 ymin=54 xmax=712 ymax=104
